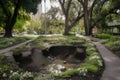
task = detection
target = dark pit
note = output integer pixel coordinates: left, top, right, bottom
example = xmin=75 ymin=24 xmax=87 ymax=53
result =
xmin=13 ymin=45 xmax=87 ymax=73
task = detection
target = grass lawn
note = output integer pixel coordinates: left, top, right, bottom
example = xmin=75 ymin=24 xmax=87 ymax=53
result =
xmin=0 ymin=35 xmax=38 ymax=49
xmin=93 ymin=34 xmax=120 ymax=57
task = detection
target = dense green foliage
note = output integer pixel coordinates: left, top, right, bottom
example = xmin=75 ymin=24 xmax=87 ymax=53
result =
xmin=0 ymin=0 xmax=41 ymax=37
xmin=0 ymin=36 xmax=34 ymax=49
xmin=93 ymin=34 xmax=120 ymax=57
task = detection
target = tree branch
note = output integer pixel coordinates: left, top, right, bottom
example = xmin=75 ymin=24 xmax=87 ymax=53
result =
xmin=58 ymin=0 xmax=66 ymax=15
xmin=66 ymin=0 xmax=72 ymax=14
xmin=0 ymin=0 xmax=11 ymax=17
xmin=69 ymin=14 xmax=84 ymax=29
xmin=78 ymin=0 xmax=84 ymax=5
xmin=93 ymin=4 xmax=120 ymax=27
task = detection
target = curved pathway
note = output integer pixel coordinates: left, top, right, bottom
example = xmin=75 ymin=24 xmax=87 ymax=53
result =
xmin=0 ymin=39 xmax=33 ymax=54
xmin=76 ymin=34 xmax=120 ymax=80
xmin=93 ymin=42 xmax=120 ymax=80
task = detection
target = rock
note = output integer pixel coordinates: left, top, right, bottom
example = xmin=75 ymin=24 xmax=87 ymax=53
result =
xmin=22 ymin=51 xmax=31 ymax=57
xmin=63 ymin=61 xmax=67 ymax=64
xmin=57 ymin=64 xmax=66 ymax=72
xmin=2 ymin=73 xmax=7 ymax=78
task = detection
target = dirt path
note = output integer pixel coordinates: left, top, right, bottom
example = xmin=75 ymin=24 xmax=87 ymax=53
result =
xmin=76 ymin=34 xmax=120 ymax=80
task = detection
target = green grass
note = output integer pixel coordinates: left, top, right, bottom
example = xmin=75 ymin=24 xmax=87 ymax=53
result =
xmin=0 ymin=36 xmax=36 ymax=49
xmin=31 ymin=35 xmax=85 ymax=47
xmin=93 ymin=34 xmax=120 ymax=57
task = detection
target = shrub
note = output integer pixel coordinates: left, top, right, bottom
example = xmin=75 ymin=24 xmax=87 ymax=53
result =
xmin=12 ymin=45 xmax=28 ymax=54
xmin=58 ymin=69 xmax=79 ymax=78
xmin=83 ymin=42 xmax=95 ymax=48
xmin=80 ymin=63 xmax=99 ymax=72
xmin=34 ymin=74 xmax=55 ymax=80
xmin=100 ymin=39 xmax=109 ymax=44
xmin=9 ymin=71 xmax=34 ymax=80
xmin=93 ymin=34 xmax=111 ymax=39
xmin=86 ymin=47 xmax=96 ymax=53
xmin=9 ymin=71 xmax=20 ymax=80
xmin=0 ymin=54 xmax=12 ymax=75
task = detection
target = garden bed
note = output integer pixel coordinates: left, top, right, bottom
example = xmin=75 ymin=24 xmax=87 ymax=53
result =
xmin=0 ymin=35 xmax=104 ymax=80
xmin=0 ymin=36 xmax=35 ymax=49
xmin=93 ymin=33 xmax=120 ymax=57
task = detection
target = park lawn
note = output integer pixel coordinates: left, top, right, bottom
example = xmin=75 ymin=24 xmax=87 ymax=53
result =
xmin=30 ymin=35 xmax=85 ymax=47
xmin=0 ymin=35 xmax=37 ymax=49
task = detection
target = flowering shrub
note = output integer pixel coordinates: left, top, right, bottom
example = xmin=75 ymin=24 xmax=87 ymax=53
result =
xmin=9 ymin=71 xmax=20 ymax=80
xmin=93 ymin=34 xmax=120 ymax=57
xmin=77 ymin=68 xmax=87 ymax=76
xmin=34 ymin=74 xmax=55 ymax=80
xmin=9 ymin=71 xmax=33 ymax=80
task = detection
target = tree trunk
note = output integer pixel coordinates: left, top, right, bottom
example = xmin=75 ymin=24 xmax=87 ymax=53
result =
xmin=63 ymin=15 xmax=70 ymax=35
xmin=89 ymin=27 xmax=93 ymax=35
xmin=83 ymin=0 xmax=90 ymax=36
xmin=64 ymin=27 xmax=69 ymax=35
xmin=3 ymin=0 xmax=21 ymax=38
xmin=4 ymin=26 xmax=13 ymax=38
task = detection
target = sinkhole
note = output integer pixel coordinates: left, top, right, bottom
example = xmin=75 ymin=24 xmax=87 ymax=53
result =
xmin=13 ymin=45 xmax=87 ymax=74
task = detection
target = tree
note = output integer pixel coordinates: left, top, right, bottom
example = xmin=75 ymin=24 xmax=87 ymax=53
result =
xmin=0 ymin=0 xmax=41 ymax=37
xmin=45 ymin=7 xmax=64 ymax=34
xmin=58 ymin=0 xmax=83 ymax=35
xmin=78 ymin=0 xmax=120 ymax=35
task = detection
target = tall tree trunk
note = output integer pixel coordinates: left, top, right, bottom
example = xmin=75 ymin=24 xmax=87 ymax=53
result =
xmin=64 ymin=16 xmax=70 ymax=35
xmin=4 ymin=25 xmax=13 ymax=37
xmin=89 ymin=27 xmax=93 ymax=35
xmin=4 ymin=0 xmax=21 ymax=38
xmin=83 ymin=0 xmax=90 ymax=36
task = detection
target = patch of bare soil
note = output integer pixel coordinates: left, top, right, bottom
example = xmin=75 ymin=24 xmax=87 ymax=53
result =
xmin=13 ymin=45 xmax=86 ymax=73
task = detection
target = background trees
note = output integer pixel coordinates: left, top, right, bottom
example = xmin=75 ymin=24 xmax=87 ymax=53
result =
xmin=58 ymin=0 xmax=120 ymax=35
xmin=78 ymin=0 xmax=110 ymax=35
xmin=0 ymin=0 xmax=41 ymax=37
xmin=0 ymin=0 xmax=119 ymax=37
xmin=58 ymin=0 xmax=83 ymax=35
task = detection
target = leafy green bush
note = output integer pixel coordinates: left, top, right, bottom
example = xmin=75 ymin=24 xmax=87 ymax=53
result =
xmin=83 ymin=42 xmax=94 ymax=48
xmin=9 ymin=71 xmax=33 ymax=80
xmin=86 ymin=47 xmax=96 ymax=55
xmin=93 ymin=34 xmax=111 ymax=39
xmin=9 ymin=71 xmax=20 ymax=80
xmin=0 ymin=54 xmax=12 ymax=74
xmin=34 ymin=74 xmax=55 ymax=80
xmin=80 ymin=63 xmax=98 ymax=72
xmin=58 ymin=69 xmax=79 ymax=78
xmin=12 ymin=45 xmax=28 ymax=54
xmin=0 ymin=36 xmax=31 ymax=49
xmin=105 ymin=41 xmax=120 ymax=51
xmin=93 ymin=34 xmax=120 ymax=57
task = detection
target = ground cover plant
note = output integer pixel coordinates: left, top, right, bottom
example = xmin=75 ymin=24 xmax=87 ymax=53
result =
xmin=0 ymin=36 xmax=36 ymax=49
xmin=0 ymin=35 xmax=104 ymax=80
xmin=93 ymin=33 xmax=120 ymax=57
xmin=0 ymin=53 xmax=35 ymax=80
